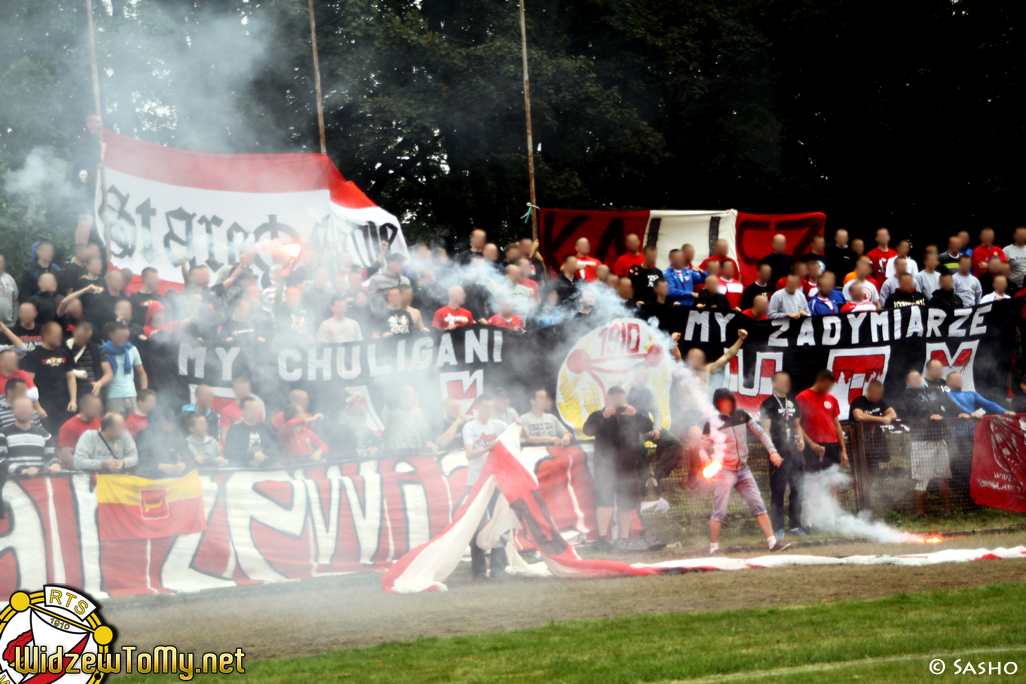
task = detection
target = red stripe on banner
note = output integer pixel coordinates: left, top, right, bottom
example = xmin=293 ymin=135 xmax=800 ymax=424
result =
xmin=971 ymin=415 xmax=1026 ymax=513
xmin=103 ymin=129 xmax=379 ymax=209
xmin=539 ymin=208 xmax=651 ymax=277
xmin=734 ymin=212 xmax=826 ymax=284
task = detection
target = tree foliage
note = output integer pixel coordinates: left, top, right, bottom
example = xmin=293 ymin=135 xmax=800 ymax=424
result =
xmin=2 ymin=0 xmax=1025 ymax=270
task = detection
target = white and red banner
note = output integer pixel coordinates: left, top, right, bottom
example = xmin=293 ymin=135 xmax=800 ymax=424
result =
xmin=98 ymin=130 xmax=406 ymax=285
xmin=971 ymin=415 xmax=1026 ymax=513
xmin=0 ymin=448 xmax=597 ymax=600
xmin=383 ymin=426 xmax=660 ymax=593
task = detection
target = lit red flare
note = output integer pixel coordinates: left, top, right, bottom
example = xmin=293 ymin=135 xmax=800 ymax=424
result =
xmin=914 ymin=535 xmax=943 ymax=544
xmin=284 ymin=243 xmax=303 ymax=259
xmin=703 ymin=461 xmax=722 ymax=479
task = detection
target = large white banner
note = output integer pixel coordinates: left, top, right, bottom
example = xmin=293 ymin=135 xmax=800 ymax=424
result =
xmin=646 ymin=209 xmax=737 ymax=270
xmin=97 ymin=131 xmax=406 ymax=284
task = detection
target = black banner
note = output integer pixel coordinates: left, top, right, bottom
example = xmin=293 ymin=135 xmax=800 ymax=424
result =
xmin=140 ymin=300 xmax=1023 ymax=434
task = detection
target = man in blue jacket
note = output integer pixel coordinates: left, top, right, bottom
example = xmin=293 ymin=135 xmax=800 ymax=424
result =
xmin=946 ymin=373 xmax=1015 ymax=417
xmin=663 ymin=248 xmax=704 ymax=306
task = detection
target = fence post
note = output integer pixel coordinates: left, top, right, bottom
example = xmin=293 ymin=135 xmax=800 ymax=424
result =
xmin=849 ymin=423 xmax=872 ymax=513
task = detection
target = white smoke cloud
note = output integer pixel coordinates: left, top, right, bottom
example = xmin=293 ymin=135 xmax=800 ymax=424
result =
xmin=803 ymin=465 xmax=921 ymax=543
xmin=3 ymin=147 xmax=83 ymax=211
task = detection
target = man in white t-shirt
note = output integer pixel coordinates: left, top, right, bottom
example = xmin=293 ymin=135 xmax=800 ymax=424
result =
xmin=462 ymin=395 xmax=510 ymax=580
xmin=1004 ymin=226 xmax=1026 ymax=289
xmin=842 ymin=260 xmax=880 ymax=306
xmin=520 ymin=388 xmax=573 ymax=446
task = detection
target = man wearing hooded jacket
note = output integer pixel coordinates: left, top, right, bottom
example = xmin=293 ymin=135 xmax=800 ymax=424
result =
xmin=699 ymin=388 xmax=789 ymax=556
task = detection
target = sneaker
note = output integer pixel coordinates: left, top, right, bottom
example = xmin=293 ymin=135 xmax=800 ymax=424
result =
xmin=775 ymin=529 xmax=785 ymax=539
xmin=789 ymin=527 xmax=808 ymax=537
xmin=593 ymin=537 xmax=613 ymax=552
xmin=490 ymin=570 xmax=514 ymax=582
xmin=710 ymin=548 xmax=725 ymax=556
xmin=612 ymin=538 xmax=631 ymax=554
xmin=768 ymin=540 xmax=792 ymax=553
xmin=642 ymin=536 xmax=668 ymax=552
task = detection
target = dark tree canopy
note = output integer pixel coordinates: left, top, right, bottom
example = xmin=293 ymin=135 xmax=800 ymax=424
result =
xmin=2 ymin=0 xmax=1024 ymax=271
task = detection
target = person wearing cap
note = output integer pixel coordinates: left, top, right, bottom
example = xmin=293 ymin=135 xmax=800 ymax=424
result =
xmin=366 ymin=253 xmax=410 ymax=316
xmin=700 ymin=388 xmax=789 ymax=556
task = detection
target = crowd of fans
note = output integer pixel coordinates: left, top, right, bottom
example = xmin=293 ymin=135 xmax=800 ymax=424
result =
xmin=2 ymin=215 xmax=1025 ymax=562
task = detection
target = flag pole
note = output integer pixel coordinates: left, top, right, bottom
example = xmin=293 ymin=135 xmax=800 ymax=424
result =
xmin=85 ymin=0 xmax=111 ymax=261
xmin=518 ymin=0 xmax=539 ymax=246
xmin=308 ymin=0 xmax=327 ymax=155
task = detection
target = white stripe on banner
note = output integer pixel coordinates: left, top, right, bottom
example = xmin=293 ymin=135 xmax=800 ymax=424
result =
xmin=648 ymin=209 xmax=737 ymax=270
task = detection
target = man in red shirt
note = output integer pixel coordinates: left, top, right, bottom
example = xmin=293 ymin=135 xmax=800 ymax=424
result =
xmin=865 ymin=227 xmax=897 ymax=283
xmin=431 ymin=285 xmax=474 ymax=330
xmin=972 ymin=227 xmax=1007 ymax=277
xmin=613 ymin=233 xmax=646 ymax=276
xmin=487 ymin=299 xmax=524 ymax=331
xmin=220 ymin=375 xmax=265 ymax=441
xmin=796 ymin=369 xmax=848 ymax=471
xmin=574 ymin=238 xmax=601 ymax=282
xmin=698 ymin=239 xmax=738 ymax=273
xmin=776 ymin=262 xmax=811 ymax=293
xmin=57 ymin=394 xmax=103 ymax=467
xmin=741 ymin=294 xmax=770 ymax=320
xmin=719 ymin=260 xmax=745 ymax=310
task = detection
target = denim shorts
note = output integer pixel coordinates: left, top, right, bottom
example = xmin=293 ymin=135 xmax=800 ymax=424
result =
xmin=711 ymin=465 xmax=767 ymax=522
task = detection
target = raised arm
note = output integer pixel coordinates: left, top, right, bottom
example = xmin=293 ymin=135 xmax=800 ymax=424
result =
xmin=707 ymin=329 xmax=748 ymax=373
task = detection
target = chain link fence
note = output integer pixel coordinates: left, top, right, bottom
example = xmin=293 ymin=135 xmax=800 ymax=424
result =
xmin=645 ymin=419 xmax=981 ymax=532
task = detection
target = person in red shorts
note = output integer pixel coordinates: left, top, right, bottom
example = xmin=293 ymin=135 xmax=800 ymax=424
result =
xmin=612 ymin=233 xmax=645 ymax=277
xmin=972 ymin=226 xmax=1007 ymax=277
xmin=865 ymin=227 xmax=897 ymax=283
xmin=796 ymin=369 xmax=849 ymax=528
xmin=431 ymin=286 xmax=474 ymax=330
xmin=57 ymin=394 xmax=103 ymax=468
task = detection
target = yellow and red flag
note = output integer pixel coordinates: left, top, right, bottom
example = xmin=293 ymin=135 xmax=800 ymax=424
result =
xmin=96 ymin=471 xmax=207 ymax=540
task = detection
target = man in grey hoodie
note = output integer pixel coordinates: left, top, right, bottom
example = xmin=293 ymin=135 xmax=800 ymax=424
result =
xmin=73 ymin=412 xmax=139 ymax=472
xmin=366 ymin=254 xmax=410 ymax=315
xmin=700 ymin=388 xmax=789 ymax=556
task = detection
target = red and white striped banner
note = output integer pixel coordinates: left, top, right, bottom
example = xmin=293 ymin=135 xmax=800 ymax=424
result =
xmin=98 ymin=130 xmax=406 ymax=285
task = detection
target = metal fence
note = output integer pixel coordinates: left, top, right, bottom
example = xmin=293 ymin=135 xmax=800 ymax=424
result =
xmin=648 ymin=419 xmax=981 ymax=530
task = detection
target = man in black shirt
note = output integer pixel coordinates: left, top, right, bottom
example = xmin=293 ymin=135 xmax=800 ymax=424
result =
xmin=455 ymin=228 xmax=487 ymax=266
xmin=68 ymin=322 xmax=112 ymax=399
xmin=375 ymin=287 xmax=415 ymax=337
xmin=627 ymin=364 xmax=684 ymax=484
xmin=760 ymin=234 xmax=794 ymax=286
xmin=759 ymin=372 xmax=806 ymax=538
xmin=695 ymin=276 xmax=731 ymax=311
xmin=800 ymin=234 xmax=828 ymax=275
xmin=641 ymin=277 xmax=681 ymax=324
xmin=23 ymin=321 xmax=76 ymax=435
xmin=628 ymin=245 xmax=662 ymax=303
xmin=740 ymin=263 xmax=775 ymax=311
xmin=928 ymin=273 xmax=962 ymax=311
xmin=825 ymin=228 xmax=857 ymax=283
xmin=61 ymin=243 xmax=90 ymax=295
xmin=19 ymin=241 xmax=61 ymax=304
xmin=885 ymin=273 xmax=927 ymax=308
xmin=224 ymin=397 xmax=280 ymax=467
xmin=583 ymin=386 xmax=655 ymax=550
xmin=85 ymin=268 xmax=130 ymax=339
xmin=137 ymin=407 xmax=195 ymax=478
xmin=850 ymin=379 xmax=898 ymax=492
xmin=550 ymin=255 xmax=584 ymax=309
xmin=27 ymin=273 xmax=64 ymax=325
xmin=130 ymin=267 xmax=165 ymax=323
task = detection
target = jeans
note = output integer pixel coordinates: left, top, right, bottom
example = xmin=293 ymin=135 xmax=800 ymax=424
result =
xmin=470 ymin=489 xmax=509 ymax=578
xmin=769 ymin=458 xmax=804 ymax=531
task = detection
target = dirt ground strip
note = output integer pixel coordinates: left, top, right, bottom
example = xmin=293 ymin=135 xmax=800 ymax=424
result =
xmin=103 ymin=533 xmax=1026 ymax=660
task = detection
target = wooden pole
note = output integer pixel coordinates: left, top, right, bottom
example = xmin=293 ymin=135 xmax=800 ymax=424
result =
xmin=518 ymin=0 xmax=539 ymax=245
xmin=85 ymin=0 xmax=111 ymax=261
xmin=308 ymin=0 xmax=327 ymax=155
